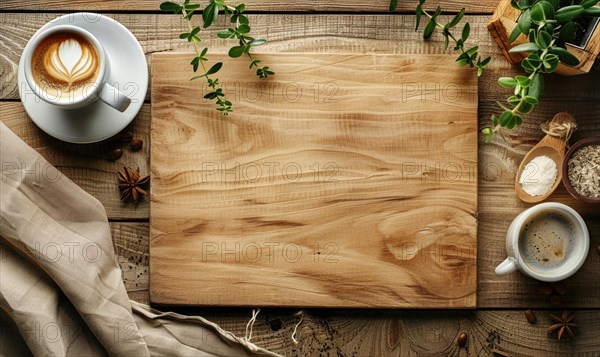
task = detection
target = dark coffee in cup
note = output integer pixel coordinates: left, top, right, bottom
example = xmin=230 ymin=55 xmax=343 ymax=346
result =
xmin=518 ymin=210 xmax=579 ymax=274
xmin=30 ymin=31 xmax=100 ymax=100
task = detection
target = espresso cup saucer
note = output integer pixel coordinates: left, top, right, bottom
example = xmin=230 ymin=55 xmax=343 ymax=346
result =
xmin=18 ymin=13 xmax=148 ymax=144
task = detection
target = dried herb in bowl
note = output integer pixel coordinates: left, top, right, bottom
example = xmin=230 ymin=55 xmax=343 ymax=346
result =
xmin=566 ymin=143 xmax=600 ymax=200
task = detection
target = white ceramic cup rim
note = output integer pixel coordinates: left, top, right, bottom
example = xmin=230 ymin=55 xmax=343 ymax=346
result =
xmin=23 ymin=24 xmax=107 ymax=106
xmin=510 ymin=202 xmax=589 ymax=281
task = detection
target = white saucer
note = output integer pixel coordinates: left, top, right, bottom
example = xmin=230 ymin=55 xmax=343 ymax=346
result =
xmin=18 ymin=13 xmax=148 ymax=144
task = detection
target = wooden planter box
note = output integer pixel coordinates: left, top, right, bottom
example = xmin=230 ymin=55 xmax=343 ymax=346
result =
xmin=488 ymin=0 xmax=600 ymax=75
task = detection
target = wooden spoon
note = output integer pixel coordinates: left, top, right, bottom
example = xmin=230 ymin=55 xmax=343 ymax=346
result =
xmin=514 ymin=113 xmax=572 ymax=203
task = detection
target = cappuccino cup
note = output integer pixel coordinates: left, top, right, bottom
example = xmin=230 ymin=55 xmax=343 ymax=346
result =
xmin=495 ymin=202 xmax=589 ymax=282
xmin=23 ymin=25 xmax=131 ymax=112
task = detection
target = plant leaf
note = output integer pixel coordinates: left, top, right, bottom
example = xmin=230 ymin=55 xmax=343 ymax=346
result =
xmin=549 ymin=46 xmax=580 ymax=66
xmin=500 ymin=111 xmax=514 ymax=126
xmin=517 ymin=101 xmax=534 ymax=114
xmin=524 ymin=96 xmax=539 ymax=104
xmin=509 ymin=25 xmax=523 ymax=43
xmin=202 ymin=3 xmax=217 ymax=28
xmin=518 ymin=9 xmax=532 ymax=35
xmin=555 ymin=5 xmax=584 ymax=22
xmin=580 ymin=0 xmax=600 ymax=8
xmin=447 ymin=8 xmax=465 ymax=29
xmin=528 ymin=73 xmax=544 ymax=101
xmin=508 ymin=95 xmax=521 ymax=105
xmin=509 ymin=42 xmax=540 ymax=53
xmin=515 ymin=75 xmax=532 ymax=87
xmin=559 ymin=21 xmax=578 ymax=42
xmin=389 ymin=0 xmax=398 ymax=12
xmin=543 ymin=53 xmax=560 ymax=72
xmin=462 ymin=22 xmax=470 ymax=42
xmin=238 ymin=24 xmax=251 ymax=34
xmin=249 ymin=39 xmax=267 ymax=46
xmin=228 ymin=45 xmax=247 ymax=58
xmin=415 ymin=4 xmax=423 ymax=31
xmin=583 ymin=6 xmax=600 ymax=15
xmin=160 ymin=2 xmax=182 ymax=13
xmin=423 ymin=19 xmax=436 ymax=39
xmin=206 ymin=62 xmax=223 ymax=75
xmin=217 ymin=30 xmax=234 ymax=39
xmin=531 ymin=1 xmax=555 ymax=22
xmin=498 ymin=77 xmax=518 ymax=88
xmin=536 ymin=30 xmax=552 ymax=49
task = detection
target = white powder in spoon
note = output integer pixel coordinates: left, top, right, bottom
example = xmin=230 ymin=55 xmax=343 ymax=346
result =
xmin=519 ymin=155 xmax=558 ymax=197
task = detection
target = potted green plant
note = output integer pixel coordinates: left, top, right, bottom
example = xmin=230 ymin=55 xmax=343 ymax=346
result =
xmin=392 ymin=0 xmax=600 ymax=141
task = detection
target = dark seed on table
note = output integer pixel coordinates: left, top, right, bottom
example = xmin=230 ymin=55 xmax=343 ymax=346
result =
xmin=106 ymin=148 xmax=123 ymax=161
xmin=457 ymin=332 xmax=468 ymax=347
xmin=130 ymin=138 xmax=143 ymax=151
xmin=524 ymin=309 xmax=537 ymax=324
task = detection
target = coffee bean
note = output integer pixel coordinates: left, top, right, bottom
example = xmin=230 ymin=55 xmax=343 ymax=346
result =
xmin=106 ymin=148 xmax=123 ymax=161
xmin=553 ymin=282 xmax=567 ymax=296
xmin=119 ymin=130 xmax=134 ymax=143
xmin=536 ymin=283 xmax=554 ymax=295
xmin=457 ymin=332 xmax=468 ymax=347
xmin=596 ymin=244 xmax=600 ymax=255
xmin=130 ymin=138 xmax=143 ymax=151
xmin=550 ymin=294 xmax=562 ymax=306
xmin=524 ymin=309 xmax=537 ymax=324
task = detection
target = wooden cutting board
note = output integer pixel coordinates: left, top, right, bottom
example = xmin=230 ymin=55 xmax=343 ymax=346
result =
xmin=150 ymin=53 xmax=478 ymax=308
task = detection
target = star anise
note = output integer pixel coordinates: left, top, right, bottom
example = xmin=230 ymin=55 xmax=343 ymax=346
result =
xmin=117 ymin=165 xmax=149 ymax=203
xmin=547 ymin=310 xmax=576 ymax=340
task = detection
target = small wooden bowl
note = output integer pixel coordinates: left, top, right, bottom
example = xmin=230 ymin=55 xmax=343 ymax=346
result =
xmin=562 ymin=137 xmax=600 ymax=203
xmin=515 ymin=135 xmax=565 ymax=203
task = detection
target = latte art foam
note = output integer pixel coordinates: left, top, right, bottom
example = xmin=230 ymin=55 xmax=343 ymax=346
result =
xmin=31 ymin=32 xmax=100 ymax=100
xmin=47 ymin=39 xmax=97 ymax=85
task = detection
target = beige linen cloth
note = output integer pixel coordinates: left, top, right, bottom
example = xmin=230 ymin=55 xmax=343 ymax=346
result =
xmin=0 ymin=122 xmax=280 ymax=357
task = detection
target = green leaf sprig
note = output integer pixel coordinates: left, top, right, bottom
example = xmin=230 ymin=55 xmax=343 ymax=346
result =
xmin=481 ymin=0 xmax=599 ymax=142
xmin=160 ymin=0 xmax=274 ymax=114
xmin=413 ymin=0 xmax=492 ymax=77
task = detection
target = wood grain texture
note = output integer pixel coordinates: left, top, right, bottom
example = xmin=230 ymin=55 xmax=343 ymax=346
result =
xmin=0 ymin=4 xmax=598 ymax=353
xmin=2 ymin=13 xmax=600 ymax=102
xmin=150 ymin=53 xmax=478 ymax=308
xmin=0 ymin=13 xmax=506 ymax=101
xmin=0 ymin=0 xmax=496 ymax=13
xmin=111 ymin=222 xmax=150 ymax=304
xmin=0 ymin=102 xmax=151 ymax=220
xmin=168 ymin=308 xmax=600 ymax=356
xmin=1 ymin=10 xmax=599 ymax=306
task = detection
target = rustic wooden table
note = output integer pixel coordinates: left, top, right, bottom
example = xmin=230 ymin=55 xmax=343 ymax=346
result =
xmin=1 ymin=1 xmax=599 ymax=355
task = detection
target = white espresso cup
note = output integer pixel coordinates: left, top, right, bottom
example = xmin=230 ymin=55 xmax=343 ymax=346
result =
xmin=495 ymin=202 xmax=589 ymax=282
xmin=23 ymin=25 xmax=131 ymax=112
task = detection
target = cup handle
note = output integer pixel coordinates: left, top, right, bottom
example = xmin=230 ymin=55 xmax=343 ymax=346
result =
xmin=495 ymin=257 xmax=518 ymax=276
xmin=98 ymin=82 xmax=132 ymax=112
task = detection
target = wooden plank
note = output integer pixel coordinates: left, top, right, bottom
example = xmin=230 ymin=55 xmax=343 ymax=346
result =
xmin=111 ymin=222 xmax=149 ymax=304
xmin=477 ymin=100 xmax=600 ymax=309
xmin=0 ymin=102 xmax=151 ymax=221
xmin=172 ymin=309 xmax=600 ymax=356
xmin=3 ymin=13 xmax=600 ymax=103
xmin=0 ymin=13 xmax=507 ymax=101
xmin=0 ymin=0 xmax=496 ymax=13
xmin=3 ymin=94 xmax=600 ymax=308
xmin=150 ymin=52 xmax=479 ymax=308
xmin=1 ymin=11 xmax=599 ymax=307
